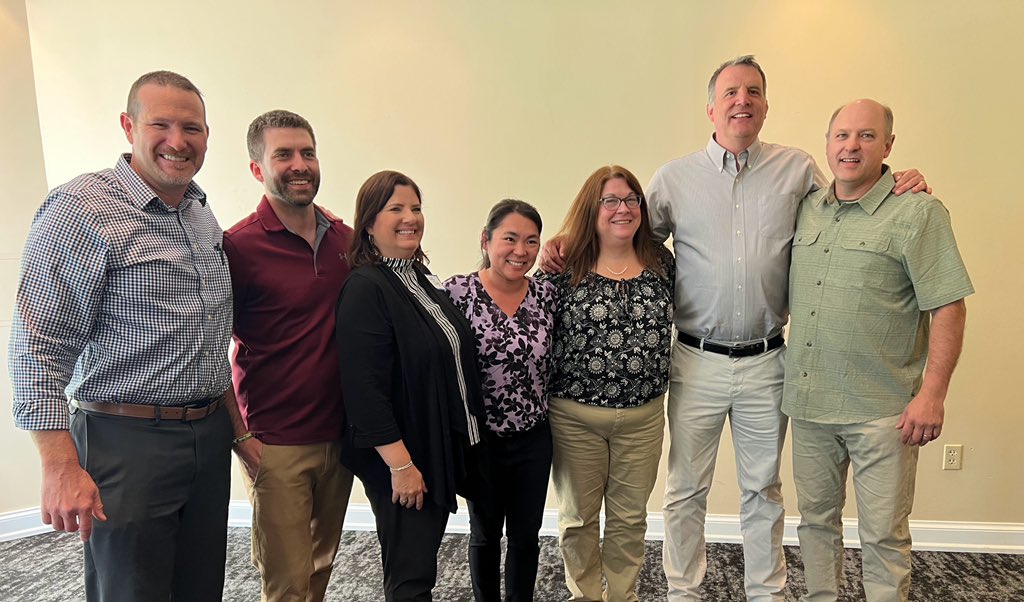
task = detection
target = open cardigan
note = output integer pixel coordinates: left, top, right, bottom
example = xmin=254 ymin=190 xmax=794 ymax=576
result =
xmin=335 ymin=260 xmax=487 ymax=512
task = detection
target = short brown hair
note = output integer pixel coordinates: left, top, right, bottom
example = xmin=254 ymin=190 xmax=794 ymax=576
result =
xmin=349 ymin=170 xmax=427 ymax=268
xmin=246 ymin=110 xmax=316 ymax=162
xmin=125 ymin=70 xmax=204 ymax=118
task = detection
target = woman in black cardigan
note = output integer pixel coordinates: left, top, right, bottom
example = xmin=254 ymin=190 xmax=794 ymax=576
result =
xmin=335 ymin=170 xmax=487 ymax=602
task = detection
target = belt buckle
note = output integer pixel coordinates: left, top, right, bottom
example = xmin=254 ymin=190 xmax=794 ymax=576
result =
xmin=180 ymin=401 xmax=204 ymax=422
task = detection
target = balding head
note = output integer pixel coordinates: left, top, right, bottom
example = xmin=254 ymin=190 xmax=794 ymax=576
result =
xmin=827 ymin=99 xmax=893 ymax=140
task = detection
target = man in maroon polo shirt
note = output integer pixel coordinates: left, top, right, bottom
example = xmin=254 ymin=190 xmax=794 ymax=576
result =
xmin=223 ymin=110 xmax=354 ymax=602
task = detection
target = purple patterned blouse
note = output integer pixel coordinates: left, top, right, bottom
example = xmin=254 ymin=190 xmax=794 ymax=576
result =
xmin=444 ymin=273 xmax=558 ymax=436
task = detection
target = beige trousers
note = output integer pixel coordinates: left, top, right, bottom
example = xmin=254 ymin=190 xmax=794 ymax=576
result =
xmin=549 ymin=395 xmax=665 ymax=602
xmin=242 ymin=440 xmax=354 ymax=602
xmin=792 ymin=415 xmax=919 ymax=602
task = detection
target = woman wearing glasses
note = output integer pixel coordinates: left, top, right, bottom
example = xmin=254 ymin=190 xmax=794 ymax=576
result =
xmin=539 ymin=165 xmax=674 ymax=602
xmin=444 ymin=199 xmax=557 ymax=602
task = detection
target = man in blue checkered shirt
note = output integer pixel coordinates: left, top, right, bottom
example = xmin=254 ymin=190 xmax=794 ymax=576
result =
xmin=9 ymin=71 xmax=235 ymax=601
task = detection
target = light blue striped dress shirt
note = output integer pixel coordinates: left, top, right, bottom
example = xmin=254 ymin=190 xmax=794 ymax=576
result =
xmin=647 ymin=135 xmax=827 ymax=344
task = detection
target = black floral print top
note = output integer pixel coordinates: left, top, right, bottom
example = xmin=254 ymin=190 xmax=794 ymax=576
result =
xmin=444 ymin=273 xmax=558 ymax=435
xmin=541 ymin=248 xmax=674 ymax=408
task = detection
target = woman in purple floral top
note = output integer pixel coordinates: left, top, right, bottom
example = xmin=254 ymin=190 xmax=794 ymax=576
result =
xmin=444 ymin=199 xmax=557 ymax=602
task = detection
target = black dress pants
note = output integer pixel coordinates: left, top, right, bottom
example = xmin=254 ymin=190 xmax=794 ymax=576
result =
xmin=467 ymin=419 xmax=553 ymax=602
xmin=366 ymin=483 xmax=451 ymax=602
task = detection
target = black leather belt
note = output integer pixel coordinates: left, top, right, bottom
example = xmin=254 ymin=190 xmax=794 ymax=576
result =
xmin=677 ymin=332 xmax=784 ymax=358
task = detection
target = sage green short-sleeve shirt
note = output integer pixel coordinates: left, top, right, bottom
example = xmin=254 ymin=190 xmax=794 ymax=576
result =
xmin=782 ymin=167 xmax=974 ymax=424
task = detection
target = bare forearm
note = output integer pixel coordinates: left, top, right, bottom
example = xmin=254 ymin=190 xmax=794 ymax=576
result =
xmin=31 ymin=430 xmax=80 ymax=468
xmin=920 ymin=299 xmax=967 ymax=398
xmin=375 ymin=440 xmax=413 ymax=469
xmin=221 ymin=386 xmax=249 ymax=438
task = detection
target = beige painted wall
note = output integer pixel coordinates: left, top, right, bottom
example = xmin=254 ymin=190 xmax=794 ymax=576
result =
xmin=1 ymin=0 xmax=51 ymax=511
xmin=4 ymin=0 xmax=1022 ymax=525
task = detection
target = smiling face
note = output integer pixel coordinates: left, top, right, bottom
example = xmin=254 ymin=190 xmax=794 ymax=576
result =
xmin=251 ymin=127 xmax=321 ymax=208
xmin=595 ymin=177 xmax=642 ymax=245
xmin=366 ymin=184 xmax=424 ymax=259
xmin=120 ymin=83 xmax=208 ymax=207
xmin=706 ymin=64 xmax=768 ymax=154
xmin=826 ymin=100 xmax=894 ymax=201
xmin=482 ymin=212 xmax=540 ymax=283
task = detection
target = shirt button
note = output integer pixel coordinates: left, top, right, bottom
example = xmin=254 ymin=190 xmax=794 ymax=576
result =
xmin=802 ymin=371 xmax=808 ymax=377
xmin=806 ymin=341 xmax=813 ymax=347
xmin=736 ymin=230 xmax=742 ymax=236
xmin=737 ymin=257 xmax=742 ymax=263
xmin=834 ymin=217 xmax=841 ymax=223
xmin=810 ymin=310 xmax=816 ymax=316
xmin=816 ymin=280 xmax=822 ymax=286
xmin=737 ymin=285 xmax=743 ymax=290
xmin=824 ymin=248 xmax=830 ymax=254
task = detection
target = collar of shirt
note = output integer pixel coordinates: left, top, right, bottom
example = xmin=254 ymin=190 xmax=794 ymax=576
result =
xmin=818 ymin=165 xmax=895 ymax=215
xmin=704 ymin=134 xmax=763 ymax=173
xmin=114 ymin=153 xmax=208 ymax=210
xmin=255 ymin=195 xmax=334 ymax=233
xmin=383 ymin=256 xmax=415 ymax=272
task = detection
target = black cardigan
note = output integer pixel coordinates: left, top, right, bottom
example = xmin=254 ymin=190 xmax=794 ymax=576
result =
xmin=335 ymin=261 xmax=487 ymax=512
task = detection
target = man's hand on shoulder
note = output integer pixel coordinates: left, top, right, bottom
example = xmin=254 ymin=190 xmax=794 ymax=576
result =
xmin=539 ymin=236 xmax=567 ymax=273
xmin=31 ymin=431 xmax=106 ymax=541
xmin=892 ymin=168 xmax=933 ymax=195
xmin=896 ymin=390 xmax=944 ymax=447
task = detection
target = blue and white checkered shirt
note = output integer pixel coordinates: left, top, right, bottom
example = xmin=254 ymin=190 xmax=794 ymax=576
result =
xmin=9 ymin=154 xmax=233 ymax=430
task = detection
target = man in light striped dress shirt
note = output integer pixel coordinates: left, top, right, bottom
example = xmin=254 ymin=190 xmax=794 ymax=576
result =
xmin=9 ymin=70 xmax=234 ymax=602
xmin=647 ymin=57 xmax=930 ymax=602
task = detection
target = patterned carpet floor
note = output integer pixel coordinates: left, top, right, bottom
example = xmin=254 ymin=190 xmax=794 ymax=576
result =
xmin=1 ymin=529 xmax=1022 ymax=601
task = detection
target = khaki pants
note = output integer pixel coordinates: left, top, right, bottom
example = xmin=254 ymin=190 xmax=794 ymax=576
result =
xmin=792 ymin=415 xmax=919 ymax=602
xmin=242 ymin=440 xmax=354 ymax=602
xmin=662 ymin=342 xmax=788 ymax=602
xmin=549 ymin=396 xmax=664 ymax=602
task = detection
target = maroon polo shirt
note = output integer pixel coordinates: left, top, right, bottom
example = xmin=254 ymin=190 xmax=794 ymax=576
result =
xmin=223 ymin=196 xmax=353 ymax=445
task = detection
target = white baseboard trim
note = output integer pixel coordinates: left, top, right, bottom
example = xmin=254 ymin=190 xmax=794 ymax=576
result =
xmin=6 ymin=504 xmax=1022 ymax=555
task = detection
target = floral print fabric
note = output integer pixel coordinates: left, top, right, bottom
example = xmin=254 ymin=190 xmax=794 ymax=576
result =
xmin=444 ymin=273 xmax=558 ymax=435
xmin=541 ymin=250 xmax=674 ymax=408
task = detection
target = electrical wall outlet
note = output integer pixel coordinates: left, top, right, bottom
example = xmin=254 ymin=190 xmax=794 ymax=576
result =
xmin=943 ymin=444 xmax=963 ymax=470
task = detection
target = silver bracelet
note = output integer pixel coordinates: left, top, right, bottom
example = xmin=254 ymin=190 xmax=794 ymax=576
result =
xmin=389 ymin=460 xmax=414 ymax=473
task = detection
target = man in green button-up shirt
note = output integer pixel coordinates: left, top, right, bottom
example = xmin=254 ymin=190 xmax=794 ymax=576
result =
xmin=783 ymin=99 xmax=973 ymax=602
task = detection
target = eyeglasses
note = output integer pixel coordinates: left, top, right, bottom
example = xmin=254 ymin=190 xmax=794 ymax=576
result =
xmin=599 ymin=194 xmax=642 ymax=211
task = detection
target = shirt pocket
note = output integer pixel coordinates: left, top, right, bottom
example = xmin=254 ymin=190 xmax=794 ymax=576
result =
xmin=792 ymin=230 xmax=822 ymax=247
xmin=759 ymin=193 xmax=801 ymax=239
xmin=791 ymin=229 xmax=821 ymax=262
xmin=759 ymin=193 xmax=801 ymax=255
xmin=838 ymin=234 xmax=900 ymax=290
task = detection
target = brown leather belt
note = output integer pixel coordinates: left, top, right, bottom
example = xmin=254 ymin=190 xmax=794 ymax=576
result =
xmin=73 ymin=396 xmax=223 ymax=421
